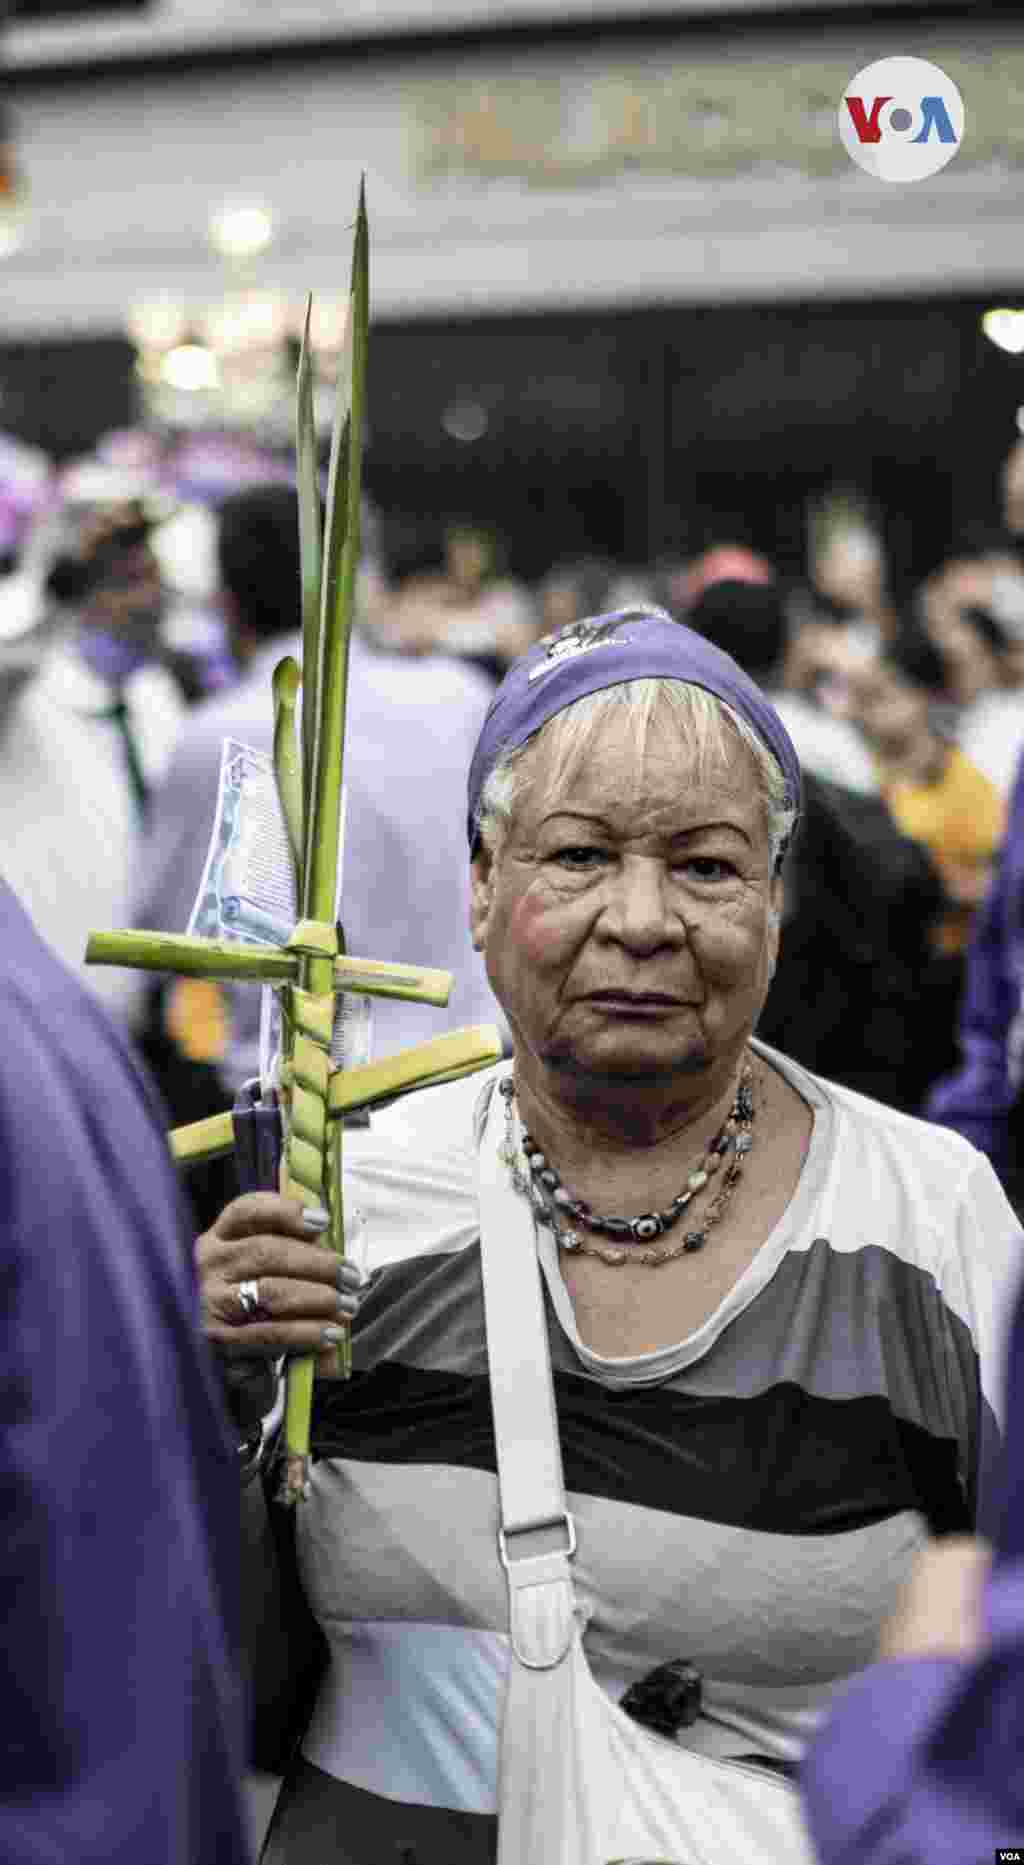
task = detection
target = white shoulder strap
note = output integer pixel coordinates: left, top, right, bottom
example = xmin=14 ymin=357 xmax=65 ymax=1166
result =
xmin=475 ymin=1074 xmax=577 ymax=1668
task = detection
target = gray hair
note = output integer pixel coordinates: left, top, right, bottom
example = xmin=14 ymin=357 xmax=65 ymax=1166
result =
xmin=474 ymin=677 xmax=798 ymax=874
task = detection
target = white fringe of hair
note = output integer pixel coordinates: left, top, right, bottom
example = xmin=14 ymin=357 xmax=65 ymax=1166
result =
xmin=475 ymin=678 xmax=798 ymax=873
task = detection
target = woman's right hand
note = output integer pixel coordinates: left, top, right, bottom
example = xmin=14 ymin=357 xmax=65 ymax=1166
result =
xmin=196 ymin=1191 xmax=365 ymax=1361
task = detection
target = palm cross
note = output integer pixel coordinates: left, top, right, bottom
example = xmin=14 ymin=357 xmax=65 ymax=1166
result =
xmin=85 ymin=183 xmax=502 ymax=1505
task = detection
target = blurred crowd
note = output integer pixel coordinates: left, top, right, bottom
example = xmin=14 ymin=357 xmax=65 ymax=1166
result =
xmin=4 ymin=421 xmax=1024 ymax=1224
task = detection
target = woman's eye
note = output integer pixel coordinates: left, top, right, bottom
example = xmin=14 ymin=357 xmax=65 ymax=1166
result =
xmin=682 ymin=857 xmax=735 ymax=882
xmin=553 ymin=846 xmax=606 ymax=868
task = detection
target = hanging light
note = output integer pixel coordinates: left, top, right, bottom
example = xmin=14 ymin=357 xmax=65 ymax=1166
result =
xmin=130 ymin=290 xmax=341 ymax=439
xmin=442 ymin=399 xmax=489 ymax=442
xmin=159 ymin=343 xmax=220 ymax=393
xmin=208 ymin=201 xmax=275 ymax=260
xmin=982 ymin=309 xmax=1024 ymax=355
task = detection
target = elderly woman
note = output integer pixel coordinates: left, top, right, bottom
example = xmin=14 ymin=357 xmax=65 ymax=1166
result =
xmin=199 ymin=609 xmax=1021 ymax=1865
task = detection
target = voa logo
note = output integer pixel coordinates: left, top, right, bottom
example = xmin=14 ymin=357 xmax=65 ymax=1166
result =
xmin=840 ymin=56 xmax=964 ymax=182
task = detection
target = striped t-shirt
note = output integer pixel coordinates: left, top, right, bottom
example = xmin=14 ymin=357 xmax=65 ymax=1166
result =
xmin=266 ymin=1040 xmax=1022 ymax=1864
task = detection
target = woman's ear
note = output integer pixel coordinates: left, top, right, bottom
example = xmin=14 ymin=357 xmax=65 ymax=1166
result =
xmin=469 ymin=847 xmax=495 ymax=953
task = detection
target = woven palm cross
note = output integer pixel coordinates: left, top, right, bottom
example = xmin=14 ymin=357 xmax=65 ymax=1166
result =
xmin=85 ymin=184 xmax=502 ymax=1505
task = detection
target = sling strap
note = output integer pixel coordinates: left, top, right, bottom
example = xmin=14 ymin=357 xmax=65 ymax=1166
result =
xmin=475 ymin=1072 xmax=577 ymax=1669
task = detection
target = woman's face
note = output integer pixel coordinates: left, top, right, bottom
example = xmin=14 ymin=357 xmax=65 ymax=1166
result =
xmin=845 ymin=663 xmax=929 ymax=753
xmin=937 ymin=617 xmax=1001 ymax=705
xmin=470 ymin=710 xmax=781 ymax=1092
xmin=447 ymin=530 xmax=491 ymax=591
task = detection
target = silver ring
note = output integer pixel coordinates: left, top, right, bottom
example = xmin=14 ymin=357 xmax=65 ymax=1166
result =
xmin=237 ymin=1278 xmax=262 ymax=1320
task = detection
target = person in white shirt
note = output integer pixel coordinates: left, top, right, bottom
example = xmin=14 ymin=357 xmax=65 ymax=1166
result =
xmin=0 ymin=494 xmax=184 ymax=1025
xmin=688 ymin=579 xmax=879 ymax=795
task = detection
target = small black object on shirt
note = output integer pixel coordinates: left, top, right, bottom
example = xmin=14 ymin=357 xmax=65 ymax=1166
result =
xmin=620 ymin=1660 xmax=703 ymax=1737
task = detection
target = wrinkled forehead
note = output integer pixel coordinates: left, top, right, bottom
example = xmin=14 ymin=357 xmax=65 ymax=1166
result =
xmin=510 ymin=703 xmax=768 ymax=837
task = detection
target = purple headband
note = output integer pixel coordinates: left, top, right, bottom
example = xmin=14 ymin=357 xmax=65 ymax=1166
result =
xmin=467 ymin=606 xmax=802 ymax=849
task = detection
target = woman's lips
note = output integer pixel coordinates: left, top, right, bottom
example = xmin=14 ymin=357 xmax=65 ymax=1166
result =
xmin=584 ymin=992 xmax=685 ymax=1013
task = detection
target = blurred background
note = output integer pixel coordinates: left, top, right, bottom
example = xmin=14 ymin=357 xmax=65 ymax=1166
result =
xmin=3 ymin=0 xmax=1024 ymax=587
xmin=5 ymin=0 xmax=1024 ymax=1211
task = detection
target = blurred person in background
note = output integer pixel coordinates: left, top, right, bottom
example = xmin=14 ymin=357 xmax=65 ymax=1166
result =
xmin=915 ymin=528 xmax=1024 ymax=799
xmin=1000 ymin=435 xmax=1024 ymax=558
xmin=0 ymin=872 xmax=252 ymax=1864
xmin=603 ymin=563 xmax=660 ymax=612
xmin=134 ymin=485 xmax=501 ymax=1227
xmin=152 ymin=425 xmax=309 ymax=701
xmin=0 ymin=429 xmax=51 ymax=578
xmin=375 ymin=517 xmax=538 ymax=677
xmin=691 ymin=578 xmax=878 ymax=794
xmin=839 ymin=633 xmax=1006 ymax=958
xmin=918 ymin=529 xmax=1024 ymax=685
xmin=954 ymin=600 xmax=1024 ymax=798
xmin=783 ymin=614 xmax=1005 ymax=957
xmin=674 ymin=541 xmax=775 ymax=614
xmin=0 ymin=480 xmax=59 ymax=726
xmin=537 ymin=556 xmax=617 ymax=635
xmin=689 ymin=579 xmax=951 ymax=1110
xmin=149 ymin=495 xmax=240 ymax=699
xmin=0 ymin=483 xmax=185 ymax=1028
xmin=60 ymin=437 xmax=237 ymax=704
xmin=807 ymin=505 xmax=899 ymax=652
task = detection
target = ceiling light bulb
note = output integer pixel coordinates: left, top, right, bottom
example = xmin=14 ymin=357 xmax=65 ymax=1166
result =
xmin=982 ymin=309 xmax=1024 ymax=355
xmin=442 ymin=400 xmax=488 ymax=443
xmin=159 ymin=344 xmax=220 ymax=392
xmin=208 ymin=202 xmax=275 ymax=261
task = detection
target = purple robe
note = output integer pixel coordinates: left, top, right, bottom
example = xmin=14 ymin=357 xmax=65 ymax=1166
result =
xmin=0 ymin=879 xmax=251 ymax=1862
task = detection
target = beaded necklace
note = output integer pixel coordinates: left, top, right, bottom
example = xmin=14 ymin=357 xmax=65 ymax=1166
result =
xmin=498 ymin=1060 xmax=756 ymax=1267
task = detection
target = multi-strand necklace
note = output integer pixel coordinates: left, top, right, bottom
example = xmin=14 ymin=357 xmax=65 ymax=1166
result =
xmin=498 ymin=1059 xmax=756 ymax=1267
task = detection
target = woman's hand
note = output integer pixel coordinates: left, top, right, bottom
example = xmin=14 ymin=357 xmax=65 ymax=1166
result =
xmin=877 ymin=1535 xmax=992 ymax=1661
xmin=196 ymin=1191 xmax=366 ymax=1361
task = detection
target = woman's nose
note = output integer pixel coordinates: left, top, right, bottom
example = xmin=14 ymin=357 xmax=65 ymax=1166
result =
xmin=601 ymin=860 xmax=684 ymax=951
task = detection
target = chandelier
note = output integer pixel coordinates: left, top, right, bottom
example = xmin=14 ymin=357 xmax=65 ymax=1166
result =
xmin=129 ymin=291 xmax=348 ymax=443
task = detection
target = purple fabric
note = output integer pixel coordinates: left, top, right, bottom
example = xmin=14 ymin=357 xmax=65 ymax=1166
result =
xmin=800 ymin=1267 xmax=1024 ymax=1864
xmin=924 ymin=747 xmax=1024 ymax=1172
xmin=164 ymin=433 xmax=294 ymax=508
xmin=0 ymin=434 xmax=52 ymax=557
xmin=75 ymin=622 xmax=156 ymax=685
xmin=465 ymin=606 xmax=802 ymax=846
xmin=0 ymin=878 xmax=251 ymax=1863
xmin=0 ymin=497 xmax=22 ymax=556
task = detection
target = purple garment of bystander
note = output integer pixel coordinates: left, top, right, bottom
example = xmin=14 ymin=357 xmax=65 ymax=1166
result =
xmin=0 ymin=878 xmax=252 ymax=1864
xmin=925 ymin=749 xmax=1024 ymax=1175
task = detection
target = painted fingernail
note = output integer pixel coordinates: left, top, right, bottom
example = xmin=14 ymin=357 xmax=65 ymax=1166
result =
xmin=336 ymin=1293 xmax=359 ymax=1319
xmin=322 ymin=1325 xmax=346 ymax=1344
xmin=302 ymin=1207 xmax=330 ymax=1233
xmin=337 ymin=1260 xmax=366 ymax=1292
